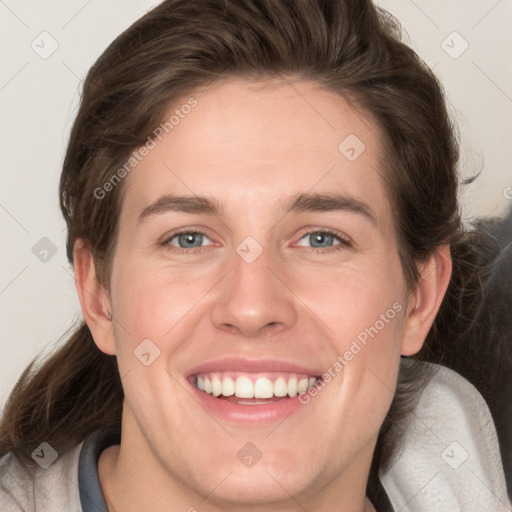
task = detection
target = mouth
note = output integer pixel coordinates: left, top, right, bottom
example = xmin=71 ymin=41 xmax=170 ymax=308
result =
xmin=189 ymin=371 xmax=321 ymax=405
xmin=185 ymin=358 xmax=325 ymax=424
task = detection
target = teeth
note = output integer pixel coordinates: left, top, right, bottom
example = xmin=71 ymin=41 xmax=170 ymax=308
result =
xmin=221 ymin=376 xmax=235 ymax=396
xmin=297 ymin=378 xmax=308 ymax=394
xmin=211 ymin=376 xmax=222 ymax=397
xmin=273 ymin=377 xmax=288 ymax=397
xmin=194 ymin=372 xmax=319 ymax=399
xmin=235 ymin=376 xmax=253 ymax=398
xmin=254 ymin=377 xmax=274 ymax=399
xmin=287 ymin=377 xmax=297 ymax=397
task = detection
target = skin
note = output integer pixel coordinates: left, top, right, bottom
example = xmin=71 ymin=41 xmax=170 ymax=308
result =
xmin=74 ymin=78 xmax=452 ymax=512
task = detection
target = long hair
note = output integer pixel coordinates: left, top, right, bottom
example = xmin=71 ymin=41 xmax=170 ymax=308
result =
xmin=0 ymin=0 xmax=503 ymax=492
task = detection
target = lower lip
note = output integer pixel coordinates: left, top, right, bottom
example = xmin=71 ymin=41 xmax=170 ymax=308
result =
xmin=187 ymin=379 xmax=311 ymax=425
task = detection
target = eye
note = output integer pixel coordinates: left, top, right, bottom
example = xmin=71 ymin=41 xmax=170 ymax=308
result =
xmin=163 ymin=230 xmax=212 ymax=250
xmin=296 ymin=229 xmax=351 ymax=251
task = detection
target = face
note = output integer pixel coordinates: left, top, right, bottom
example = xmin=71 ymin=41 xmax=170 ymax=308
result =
xmin=103 ymin=78 xmax=413 ymax=508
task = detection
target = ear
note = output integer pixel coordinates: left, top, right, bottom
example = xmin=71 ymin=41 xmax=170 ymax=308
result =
xmin=73 ymin=239 xmax=116 ymax=355
xmin=401 ymin=244 xmax=452 ymax=356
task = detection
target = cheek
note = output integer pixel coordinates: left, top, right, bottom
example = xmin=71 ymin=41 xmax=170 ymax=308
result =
xmin=295 ymin=260 xmax=405 ymax=415
xmin=109 ymin=255 xmax=211 ymax=339
xmin=292 ymin=257 xmax=406 ymax=349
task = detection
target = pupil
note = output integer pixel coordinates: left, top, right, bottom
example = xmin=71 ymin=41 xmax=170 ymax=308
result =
xmin=311 ymin=232 xmax=332 ymax=247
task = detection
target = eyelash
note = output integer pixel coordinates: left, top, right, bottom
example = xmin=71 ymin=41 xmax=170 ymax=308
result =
xmin=297 ymin=229 xmax=353 ymax=253
xmin=160 ymin=228 xmax=352 ymax=255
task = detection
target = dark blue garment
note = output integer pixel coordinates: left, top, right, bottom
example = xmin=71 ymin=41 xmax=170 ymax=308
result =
xmin=78 ymin=428 xmax=120 ymax=512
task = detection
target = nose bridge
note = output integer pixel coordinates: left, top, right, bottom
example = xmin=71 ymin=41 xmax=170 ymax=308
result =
xmin=210 ymin=242 xmax=297 ymax=336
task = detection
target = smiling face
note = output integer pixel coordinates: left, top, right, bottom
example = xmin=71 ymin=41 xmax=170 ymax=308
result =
xmin=82 ymin=78 xmax=429 ymax=510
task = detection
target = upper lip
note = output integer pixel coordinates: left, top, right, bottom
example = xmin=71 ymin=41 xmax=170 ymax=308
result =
xmin=186 ymin=357 xmax=323 ymax=378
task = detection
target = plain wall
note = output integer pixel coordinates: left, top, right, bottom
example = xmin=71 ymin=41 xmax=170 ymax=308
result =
xmin=1 ymin=0 xmax=511 ymax=411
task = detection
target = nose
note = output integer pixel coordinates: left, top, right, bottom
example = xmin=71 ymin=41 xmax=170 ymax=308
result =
xmin=210 ymin=246 xmax=298 ymax=338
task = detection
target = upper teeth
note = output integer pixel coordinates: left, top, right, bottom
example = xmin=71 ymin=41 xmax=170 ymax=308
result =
xmin=195 ymin=372 xmax=318 ymax=399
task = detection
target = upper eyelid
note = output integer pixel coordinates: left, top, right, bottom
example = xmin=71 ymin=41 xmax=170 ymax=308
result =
xmin=295 ymin=230 xmax=353 ymax=249
xmin=297 ymin=230 xmax=350 ymax=244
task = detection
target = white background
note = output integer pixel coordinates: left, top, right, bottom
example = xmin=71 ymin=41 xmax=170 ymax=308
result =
xmin=1 ymin=0 xmax=511 ymax=411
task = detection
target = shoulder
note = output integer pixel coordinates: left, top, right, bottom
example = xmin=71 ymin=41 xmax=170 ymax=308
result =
xmin=380 ymin=363 xmax=511 ymax=511
xmin=0 ymin=441 xmax=84 ymax=512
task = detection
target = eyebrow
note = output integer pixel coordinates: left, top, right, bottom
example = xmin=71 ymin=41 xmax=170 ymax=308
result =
xmin=137 ymin=195 xmax=222 ymax=224
xmin=136 ymin=192 xmax=377 ymax=226
xmin=285 ymin=192 xmax=377 ymax=226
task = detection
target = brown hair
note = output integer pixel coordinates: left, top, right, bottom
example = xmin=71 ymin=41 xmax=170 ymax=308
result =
xmin=0 ymin=0 xmax=502 ymax=495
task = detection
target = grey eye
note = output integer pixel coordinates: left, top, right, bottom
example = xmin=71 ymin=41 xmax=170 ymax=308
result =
xmin=298 ymin=231 xmax=340 ymax=248
xmin=170 ymin=232 xmax=207 ymax=248
xmin=309 ymin=232 xmax=335 ymax=247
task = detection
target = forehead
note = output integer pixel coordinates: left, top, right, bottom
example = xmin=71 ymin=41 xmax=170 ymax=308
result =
xmin=120 ymin=78 xmax=392 ymax=229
